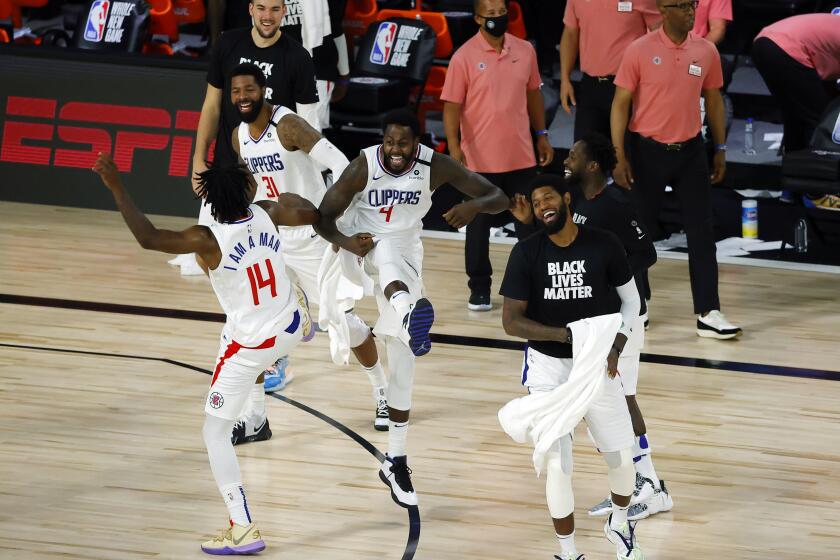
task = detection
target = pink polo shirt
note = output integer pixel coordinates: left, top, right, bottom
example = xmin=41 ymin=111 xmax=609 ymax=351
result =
xmin=615 ymin=27 xmax=723 ymax=143
xmin=756 ymin=14 xmax=840 ymax=81
xmin=563 ymin=0 xmax=660 ymax=77
xmin=440 ymin=32 xmax=542 ymax=173
xmin=692 ymin=0 xmax=732 ymax=38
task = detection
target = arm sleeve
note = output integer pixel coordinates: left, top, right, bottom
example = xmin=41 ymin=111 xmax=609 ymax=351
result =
xmin=499 ymin=243 xmax=532 ymax=300
xmin=440 ymin=52 xmax=468 ymax=104
xmin=613 ymin=43 xmax=641 ymax=92
xmin=206 ymin=34 xmax=226 ymax=88
xmin=615 ymin=278 xmax=641 ymax=338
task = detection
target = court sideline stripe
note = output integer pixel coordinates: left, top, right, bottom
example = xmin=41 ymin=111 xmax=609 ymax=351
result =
xmin=2 ymin=293 xmax=838 ymax=382
xmin=0 ymin=342 xmax=421 ymax=560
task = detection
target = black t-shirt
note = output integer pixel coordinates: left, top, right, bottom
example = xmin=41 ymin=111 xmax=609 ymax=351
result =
xmin=281 ymin=0 xmax=347 ymax=82
xmin=571 ymin=183 xmax=656 ymax=315
xmin=207 ymin=28 xmax=318 ymax=163
xmin=499 ymin=226 xmax=633 ymax=358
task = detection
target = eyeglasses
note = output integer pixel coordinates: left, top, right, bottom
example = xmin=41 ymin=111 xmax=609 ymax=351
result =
xmin=662 ymin=0 xmax=699 ymax=10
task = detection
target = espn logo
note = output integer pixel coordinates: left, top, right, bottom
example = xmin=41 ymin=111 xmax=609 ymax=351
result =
xmin=370 ymin=22 xmax=397 ymax=65
xmin=1 ymin=96 xmax=201 ymax=177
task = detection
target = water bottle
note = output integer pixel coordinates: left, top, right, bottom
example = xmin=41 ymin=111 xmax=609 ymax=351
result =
xmin=795 ymin=219 xmax=808 ymax=253
xmin=741 ymin=199 xmax=758 ymax=239
xmin=743 ymin=118 xmax=756 ymax=155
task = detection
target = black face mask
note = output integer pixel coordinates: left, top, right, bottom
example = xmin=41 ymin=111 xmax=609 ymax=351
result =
xmin=481 ymin=14 xmax=508 ymax=37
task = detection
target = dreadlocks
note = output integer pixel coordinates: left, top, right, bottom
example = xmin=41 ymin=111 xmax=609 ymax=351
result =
xmin=194 ymin=164 xmax=253 ymax=223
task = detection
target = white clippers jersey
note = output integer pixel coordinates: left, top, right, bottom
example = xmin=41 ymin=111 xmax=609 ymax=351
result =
xmin=207 ymin=204 xmax=296 ymax=346
xmin=349 ymin=143 xmax=434 ymax=238
xmin=238 ymin=105 xmax=327 ymax=207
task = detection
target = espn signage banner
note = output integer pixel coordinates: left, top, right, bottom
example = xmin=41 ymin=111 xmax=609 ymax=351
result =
xmin=0 ymin=52 xmax=206 ymax=217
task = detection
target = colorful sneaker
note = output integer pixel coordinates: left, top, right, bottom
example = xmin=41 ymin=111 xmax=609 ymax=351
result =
xmin=588 ymin=473 xmax=655 ymax=516
xmin=628 ymin=480 xmax=674 ymax=521
xmin=200 ymin=522 xmax=265 ymax=555
xmin=379 ymin=455 xmax=417 ymax=507
xmin=697 ymin=310 xmax=742 ymax=340
xmin=263 ymin=357 xmax=293 ymax=393
xmin=375 ymin=395 xmax=389 ymax=431
xmin=604 ymin=515 xmax=643 ymax=560
xmin=231 ymin=416 xmax=272 ymax=446
xmin=292 ymin=284 xmax=315 ymax=342
xmin=400 ymin=298 xmax=435 ymax=357
xmin=804 ymin=194 xmax=840 ymax=211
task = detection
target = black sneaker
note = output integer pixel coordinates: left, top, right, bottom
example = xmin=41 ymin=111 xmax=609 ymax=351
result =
xmin=379 ymin=455 xmax=417 ymax=507
xmin=231 ymin=416 xmax=272 ymax=446
xmin=374 ymin=396 xmax=389 ymax=431
xmin=467 ymin=292 xmax=491 ymax=311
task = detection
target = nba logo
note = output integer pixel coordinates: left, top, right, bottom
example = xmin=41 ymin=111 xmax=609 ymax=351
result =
xmin=832 ymin=113 xmax=840 ymax=145
xmin=84 ymin=0 xmax=110 ymax=42
xmin=370 ymin=22 xmax=397 ymax=65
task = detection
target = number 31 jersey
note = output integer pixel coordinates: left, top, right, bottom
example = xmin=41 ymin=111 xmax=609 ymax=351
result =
xmin=207 ymin=204 xmax=296 ymax=346
xmin=349 ymin=143 xmax=434 ymax=238
xmin=238 ymin=105 xmax=328 ymax=207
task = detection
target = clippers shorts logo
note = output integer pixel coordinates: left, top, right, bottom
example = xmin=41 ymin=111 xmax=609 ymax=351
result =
xmin=370 ymin=22 xmax=398 ymax=65
xmin=84 ymin=0 xmax=110 ymax=42
xmin=209 ymin=392 xmax=225 ymax=409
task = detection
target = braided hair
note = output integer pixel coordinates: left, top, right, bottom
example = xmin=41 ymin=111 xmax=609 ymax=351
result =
xmin=194 ymin=164 xmax=253 ymax=223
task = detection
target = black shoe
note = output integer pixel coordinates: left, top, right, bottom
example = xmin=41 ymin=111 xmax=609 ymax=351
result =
xmin=467 ymin=292 xmax=491 ymax=311
xmin=378 ymin=455 xmax=417 ymax=507
xmin=231 ymin=416 xmax=272 ymax=446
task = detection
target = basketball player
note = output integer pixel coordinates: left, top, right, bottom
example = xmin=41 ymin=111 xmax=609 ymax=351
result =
xmin=229 ymin=62 xmax=390 ymax=439
xmin=315 ymin=109 xmax=510 ymax=507
xmin=511 ymin=133 xmax=673 ymax=520
xmin=92 ymin=152 xmax=318 ymax=555
xmin=501 ymin=174 xmax=644 ymax=560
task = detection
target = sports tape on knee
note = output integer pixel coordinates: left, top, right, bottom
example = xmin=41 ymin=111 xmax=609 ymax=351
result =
xmin=606 ymin=448 xmax=635 ymax=497
xmin=346 ymin=310 xmax=372 ymax=347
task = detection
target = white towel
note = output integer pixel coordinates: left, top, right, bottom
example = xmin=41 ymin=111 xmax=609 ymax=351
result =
xmin=317 ymin=246 xmax=358 ymax=365
xmin=300 ymin=0 xmax=332 ymax=53
xmin=497 ymin=313 xmax=622 ymax=476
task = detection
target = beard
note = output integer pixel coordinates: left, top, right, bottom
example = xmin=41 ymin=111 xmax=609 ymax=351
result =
xmin=237 ymin=96 xmax=264 ymax=124
xmin=252 ymin=15 xmax=279 ymax=39
xmin=537 ymin=204 xmax=567 ymax=235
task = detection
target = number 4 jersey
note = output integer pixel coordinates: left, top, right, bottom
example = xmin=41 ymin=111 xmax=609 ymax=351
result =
xmin=348 ymin=143 xmax=434 ymax=238
xmin=207 ymin=204 xmax=297 ymax=346
xmin=238 ymin=105 xmax=328 ymax=206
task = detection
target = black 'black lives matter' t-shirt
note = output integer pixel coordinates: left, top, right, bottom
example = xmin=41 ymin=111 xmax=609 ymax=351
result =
xmin=207 ymin=28 xmax=318 ymax=163
xmin=499 ymin=226 xmax=633 ymax=358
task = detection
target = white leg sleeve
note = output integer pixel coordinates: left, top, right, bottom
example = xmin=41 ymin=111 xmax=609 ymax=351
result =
xmin=604 ymin=447 xmax=635 ymax=497
xmin=346 ymin=310 xmax=372 ymax=348
xmin=203 ymin=413 xmax=241 ymax=489
xmin=546 ymin=435 xmax=574 ymax=519
xmin=385 ymin=335 xmax=415 ymax=410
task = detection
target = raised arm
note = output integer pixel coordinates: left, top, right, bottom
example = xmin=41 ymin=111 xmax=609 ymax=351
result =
xmin=277 ymin=113 xmax=350 ymax=178
xmin=192 ymin=84 xmax=223 ymax=194
xmin=257 ymin=193 xmax=319 ymax=228
xmin=502 ymin=297 xmax=570 ymax=343
xmin=93 ymin=153 xmax=220 ymax=264
xmin=314 ymin=154 xmax=372 ymax=257
xmin=430 ymin=151 xmax=510 ymax=229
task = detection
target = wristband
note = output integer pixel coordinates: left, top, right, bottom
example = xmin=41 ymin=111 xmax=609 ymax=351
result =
xmin=535 ymin=129 xmax=549 ymax=136
xmin=715 ymin=144 xmax=727 ymax=152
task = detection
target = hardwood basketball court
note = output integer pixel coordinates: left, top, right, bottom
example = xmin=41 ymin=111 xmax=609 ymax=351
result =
xmin=2 ymin=201 xmax=839 ymax=559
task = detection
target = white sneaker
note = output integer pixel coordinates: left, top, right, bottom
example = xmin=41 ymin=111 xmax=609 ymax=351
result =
xmin=379 ymin=455 xmax=417 ymax=507
xmin=697 ymin=310 xmax=741 ymax=339
xmin=628 ymin=480 xmax=674 ymax=521
xmin=604 ymin=515 xmax=644 ymax=560
xmin=374 ymin=395 xmax=389 ymax=431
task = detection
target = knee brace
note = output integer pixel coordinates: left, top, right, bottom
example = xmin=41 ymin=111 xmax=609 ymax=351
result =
xmin=604 ymin=447 xmax=635 ymax=497
xmin=545 ymin=435 xmax=574 ymax=518
xmin=345 ymin=310 xmax=372 ymax=348
xmin=385 ymin=336 xmax=415 ymax=410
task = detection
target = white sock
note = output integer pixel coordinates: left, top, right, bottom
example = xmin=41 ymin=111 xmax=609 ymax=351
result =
xmin=633 ymin=434 xmax=660 ymax=489
xmin=389 ymin=290 xmax=413 ymax=319
xmin=388 ymin=420 xmax=409 ymax=457
xmin=363 ymin=360 xmax=388 ymax=393
xmin=556 ymin=531 xmax=578 ymax=558
xmin=250 ymin=382 xmax=265 ymax=419
xmin=220 ymin=482 xmax=252 ymax=526
xmin=610 ymin=502 xmax=629 ymax=530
